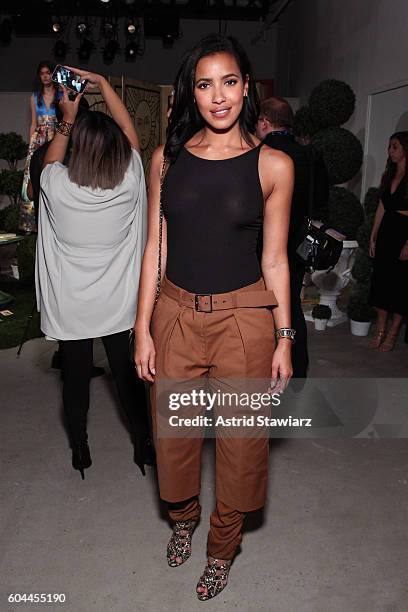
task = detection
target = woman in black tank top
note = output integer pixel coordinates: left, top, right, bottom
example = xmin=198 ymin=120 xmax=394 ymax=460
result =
xmin=134 ymin=34 xmax=294 ymax=600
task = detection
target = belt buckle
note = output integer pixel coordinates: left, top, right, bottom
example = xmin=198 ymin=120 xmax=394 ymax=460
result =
xmin=195 ymin=294 xmax=213 ymax=313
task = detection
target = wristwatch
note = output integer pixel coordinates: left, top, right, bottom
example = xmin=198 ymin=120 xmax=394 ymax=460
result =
xmin=275 ymin=328 xmax=296 ymax=343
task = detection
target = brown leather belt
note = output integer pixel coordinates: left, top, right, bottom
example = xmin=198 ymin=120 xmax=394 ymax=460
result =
xmin=162 ymin=279 xmax=278 ymax=313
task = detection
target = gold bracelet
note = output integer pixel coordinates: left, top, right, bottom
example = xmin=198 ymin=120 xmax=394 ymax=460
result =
xmin=56 ymin=120 xmax=73 ymax=137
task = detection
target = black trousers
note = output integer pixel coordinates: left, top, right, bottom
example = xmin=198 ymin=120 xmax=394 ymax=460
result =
xmin=60 ymin=330 xmax=149 ymax=444
xmin=289 ymin=257 xmax=309 ymax=378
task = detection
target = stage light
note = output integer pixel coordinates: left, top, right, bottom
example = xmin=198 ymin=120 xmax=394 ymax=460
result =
xmin=162 ymin=33 xmax=175 ymax=49
xmin=100 ymin=0 xmax=111 ymax=3
xmin=52 ymin=21 xmax=62 ymax=34
xmin=127 ymin=22 xmax=136 ymax=35
xmin=54 ymin=39 xmax=67 ymax=59
xmin=78 ymin=38 xmax=93 ymax=61
xmin=125 ymin=41 xmax=137 ymax=60
xmin=103 ymin=39 xmax=119 ymax=63
xmin=103 ymin=20 xmax=115 ymax=36
xmin=76 ymin=21 xmax=87 ymax=35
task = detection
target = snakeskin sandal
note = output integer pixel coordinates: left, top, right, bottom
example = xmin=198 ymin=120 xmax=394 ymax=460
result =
xmin=167 ymin=520 xmax=197 ymax=567
xmin=196 ymin=556 xmax=232 ymax=601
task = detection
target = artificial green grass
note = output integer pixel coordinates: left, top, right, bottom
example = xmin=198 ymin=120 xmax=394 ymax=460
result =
xmin=0 ymin=280 xmax=42 ymax=349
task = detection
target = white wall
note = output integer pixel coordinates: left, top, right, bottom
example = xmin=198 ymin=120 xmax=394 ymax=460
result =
xmin=275 ymin=0 xmax=408 ymax=194
xmin=0 ymin=92 xmax=31 ymax=142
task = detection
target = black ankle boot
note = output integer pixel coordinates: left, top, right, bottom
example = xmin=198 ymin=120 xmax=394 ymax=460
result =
xmin=134 ymin=437 xmax=156 ymax=476
xmin=72 ymin=440 xmax=92 ymax=480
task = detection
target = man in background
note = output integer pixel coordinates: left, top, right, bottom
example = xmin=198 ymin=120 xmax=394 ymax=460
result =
xmin=257 ymin=97 xmax=329 ymax=379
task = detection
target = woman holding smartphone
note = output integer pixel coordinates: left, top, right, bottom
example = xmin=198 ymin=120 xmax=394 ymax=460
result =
xmin=36 ymin=70 xmax=153 ymax=479
xmin=135 ymin=34 xmax=294 ymax=600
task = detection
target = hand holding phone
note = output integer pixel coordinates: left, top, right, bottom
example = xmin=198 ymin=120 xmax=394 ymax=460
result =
xmin=52 ymin=64 xmax=88 ymax=94
xmin=57 ymin=87 xmax=84 ymax=124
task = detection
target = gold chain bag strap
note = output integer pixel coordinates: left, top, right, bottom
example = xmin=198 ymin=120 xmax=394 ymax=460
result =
xmin=155 ymin=156 xmax=168 ymax=304
xmin=130 ymin=155 xmax=167 ymax=365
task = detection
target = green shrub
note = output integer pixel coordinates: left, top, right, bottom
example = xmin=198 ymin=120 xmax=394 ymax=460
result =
xmin=355 ymin=222 xmax=371 ymax=252
xmin=2 ymin=203 xmax=20 ymax=232
xmin=293 ymin=105 xmax=319 ymax=140
xmin=351 ymin=250 xmax=372 ymax=284
xmin=324 ymin=187 xmax=364 ymax=239
xmin=312 ymin=304 xmax=332 ymax=320
xmin=347 ymin=290 xmax=375 ymax=322
xmin=309 ymin=79 xmax=356 ymax=129
xmin=0 ymin=132 xmax=28 ymax=169
xmin=312 ymin=127 xmax=363 ymax=185
xmin=362 ymin=187 xmax=380 ymax=228
xmin=0 ymin=169 xmax=24 ymax=207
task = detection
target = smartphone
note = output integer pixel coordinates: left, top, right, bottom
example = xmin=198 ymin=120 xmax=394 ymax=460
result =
xmin=51 ymin=64 xmax=88 ymax=94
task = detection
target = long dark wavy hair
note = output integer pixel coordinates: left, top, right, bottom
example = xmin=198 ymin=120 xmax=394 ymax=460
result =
xmin=164 ymin=33 xmax=260 ymax=163
xmin=380 ymin=131 xmax=408 ymax=198
xmin=34 ymin=60 xmax=58 ymax=107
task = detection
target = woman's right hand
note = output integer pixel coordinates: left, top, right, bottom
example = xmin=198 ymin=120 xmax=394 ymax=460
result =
xmin=64 ymin=66 xmax=106 ymax=91
xmin=369 ymin=233 xmax=376 ymax=257
xmin=135 ymin=330 xmax=156 ymax=383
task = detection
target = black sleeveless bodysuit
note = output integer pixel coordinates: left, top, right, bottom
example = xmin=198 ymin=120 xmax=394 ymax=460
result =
xmin=161 ymin=145 xmax=264 ymax=294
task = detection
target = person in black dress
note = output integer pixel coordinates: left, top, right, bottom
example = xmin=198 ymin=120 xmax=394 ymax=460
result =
xmin=369 ymin=131 xmax=408 ymax=351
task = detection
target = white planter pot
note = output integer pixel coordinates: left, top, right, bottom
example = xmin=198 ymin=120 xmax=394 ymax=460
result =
xmin=314 ymin=318 xmax=328 ymax=331
xmin=350 ymin=319 xmax=371 ymax=336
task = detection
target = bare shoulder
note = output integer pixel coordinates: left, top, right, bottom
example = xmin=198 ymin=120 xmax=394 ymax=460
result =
xmin=259 ymin=144 xmax=293 ymax=175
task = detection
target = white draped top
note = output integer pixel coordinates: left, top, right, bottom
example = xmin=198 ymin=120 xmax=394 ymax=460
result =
xmin=35 ymin=149 xmax=147 ymax=340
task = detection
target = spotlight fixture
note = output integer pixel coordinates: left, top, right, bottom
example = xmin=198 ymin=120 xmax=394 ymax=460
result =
xmin=125 ymin=41 xmax=137 ymax=60
xmin=162 ymin=33 xmax=175 ymax=49
xmin=76 ymin=21 xmax=88 ymax=35
xmin=103 ymin=39 xmax=119 ymax=63
xmin=54 ymin=39 xmax=67 ymax=59
xmin=78 ymin=38 xmax=93 ymax=61
xmin=100 ymin=0 xmax=111 ymax=3
xmin=127 ymin=22 xmax=136 ymax=35
xmin=52 ymin=20 xmax=62 ymax=34
xmin=103 ymin=20 xmax=115 ymax=36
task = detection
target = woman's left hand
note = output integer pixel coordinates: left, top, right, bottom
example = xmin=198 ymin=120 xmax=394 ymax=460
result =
xmin=269 ymin=341 xmax=293 ymax=394
xmin=58 ymin=87 xmax=84 ymax=124
xmin=399 ymin=242 xmax=408 ymax=261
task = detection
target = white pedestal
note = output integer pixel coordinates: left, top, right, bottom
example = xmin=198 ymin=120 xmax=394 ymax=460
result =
xmin=303 ymin=240 xmax=358 ymax=326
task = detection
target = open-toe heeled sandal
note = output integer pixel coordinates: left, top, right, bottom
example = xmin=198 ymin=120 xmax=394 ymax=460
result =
xmin=196 ymin=556 xmax=232 ymax=601
xmin=167 ymin=519 xmax=197 ymax=567
xmin=379 ymin=331 xmax=398 ymax=352
xmin=368 ymin=328 xmax=386 ymax=349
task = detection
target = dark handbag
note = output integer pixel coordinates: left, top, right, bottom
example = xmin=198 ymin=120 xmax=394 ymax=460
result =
xmin=296 ymin=221 xmax=344 ymax=271
xmin=296 ymin=146 xmax=344 ymax=271
xmin=129 ymin=157 xmax=168 ymax=365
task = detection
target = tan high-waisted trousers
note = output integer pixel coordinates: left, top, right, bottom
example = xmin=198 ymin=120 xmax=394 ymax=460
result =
xmin=150 ymin=276 xmax=276 ymax=559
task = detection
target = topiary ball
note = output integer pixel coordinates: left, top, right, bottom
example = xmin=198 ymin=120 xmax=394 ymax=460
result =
xmin=293 ymin=105 xmax=319 ymax=140
xmin=356 ymin=221 xmax=371 ymax=251
xmin=346 ymin=288 xmax=375 ymax=322
xmin=309 ymin=79 xmax=356 ymax=129
xmin=323 ymin=186 xmax=364 ymax=240
xmin=362 ymin=186 xmax=380 ymax=220
xmin=351 ymin=249 xmax=373 ymax=284
xmin=312 ymin=127 xmax=363 ymax=185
